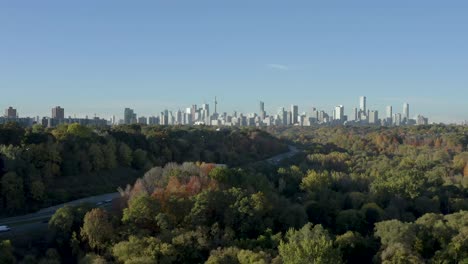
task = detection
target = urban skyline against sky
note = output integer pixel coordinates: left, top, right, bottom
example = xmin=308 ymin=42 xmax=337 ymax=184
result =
xmin=2 ymin=1 xmax=468 ymax=123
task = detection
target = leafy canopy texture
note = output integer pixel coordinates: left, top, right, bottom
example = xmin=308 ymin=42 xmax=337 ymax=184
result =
xmin=279 ymin=223 xmax=342 ymax=264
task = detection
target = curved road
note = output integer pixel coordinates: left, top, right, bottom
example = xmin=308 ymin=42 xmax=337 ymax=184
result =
xmin=0 ymin=145 xmax=300 ymax=238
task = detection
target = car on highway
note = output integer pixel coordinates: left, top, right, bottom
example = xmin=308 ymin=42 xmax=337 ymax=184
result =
xmin=96 ymin=199 xmax=113 ymax=206
xmin=0 ymin=225 xmax=11 ymax=232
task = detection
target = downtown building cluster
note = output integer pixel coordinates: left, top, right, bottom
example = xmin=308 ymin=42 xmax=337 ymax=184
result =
xmin=118 ymin=96 xmax=430 ymax=127
xmin=1 ymin=96 xmax=431 ymax=128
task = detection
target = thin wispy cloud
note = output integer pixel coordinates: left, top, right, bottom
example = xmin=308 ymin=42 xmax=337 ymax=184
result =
xmin=267 ymin=64 xmax=289 ymax=71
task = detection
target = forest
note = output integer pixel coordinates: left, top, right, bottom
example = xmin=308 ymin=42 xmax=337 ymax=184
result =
xmin=1 ymin=124 xmax=468 ymax=263
xmin=0 ymin=123 xmax=287 ymax=216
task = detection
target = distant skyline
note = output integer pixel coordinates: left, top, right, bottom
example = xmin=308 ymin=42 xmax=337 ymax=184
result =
xmin=1 ymin=1 xmax=468 ymax=123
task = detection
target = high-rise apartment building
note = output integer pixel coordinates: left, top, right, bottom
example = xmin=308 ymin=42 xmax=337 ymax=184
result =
xmin=52 ymin=106 xmax=64 ymax=120
xmin=5 ymin=107 xmax=17 ymax=118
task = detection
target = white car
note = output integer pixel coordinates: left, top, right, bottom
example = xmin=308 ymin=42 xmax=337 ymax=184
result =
xmin=0 ymin=225 xmax=11 ymax=232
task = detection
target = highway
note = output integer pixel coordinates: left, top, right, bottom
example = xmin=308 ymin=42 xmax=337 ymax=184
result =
xmin=0 ymin=192 xmax=120 ymax=238
xmin=0 ymin=145 xmax=300 ymax=238
xmin=266 ymin=145 xmax=300 ymax=164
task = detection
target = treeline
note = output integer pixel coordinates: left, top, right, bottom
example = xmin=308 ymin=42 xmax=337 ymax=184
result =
xmin=0 ymin=123 xmax=287 ymax=216
xmin=2 ymin=125 xmax=468 ymax=263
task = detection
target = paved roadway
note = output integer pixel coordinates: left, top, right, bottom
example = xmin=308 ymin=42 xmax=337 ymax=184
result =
xmin=0 ymin=192 xmax=120 ymax=238
xmin=266 ymin=145 xmax=300 ymax=164
xmin=0 ymin=145 xmax=300 ymax=238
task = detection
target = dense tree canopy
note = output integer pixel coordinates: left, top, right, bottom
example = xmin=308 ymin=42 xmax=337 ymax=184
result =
xmin=1 ymin=124 xmax=468 ymax=263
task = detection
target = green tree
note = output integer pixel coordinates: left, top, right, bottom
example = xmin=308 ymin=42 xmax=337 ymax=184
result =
xmin=112 ymin=236 xmax=175 ymax=264
xmin=132 ymin=149 xmax=149 ymax=170
xmin=335 ymin=209 xmax=365 ymax=234
xmin=205 ymin=247 xmax=240 ymax=264
xmin=118 ymin=143 xmax=133 ymax=167
xmin=1 ymin=172 xmax=25 ymax=213
xmin=122 ymin=194 xmax=160 ymax=230
xmin=300 ymin=170 xmax=331 ymax=193
xmin=67 ymin=123 xmax=93 ymax=138
xmin=237 ymin=249 xmax=271 ymax=264
xmin=0 ymin=240 xmax=16 ymax=264
xmin=89 ymin=144 xmax=105 ymax=171
xmin=374 ymin=220 xmax=423 ymax=263
xmin=335 ymin=231 xmax=374 ymax=264
xmin=278 ymin=223 xmax=342 ymax=264
xmin=78 ymin=253 xmax=107 ymax=264
xmin=48 ymin=206 xmax=76 ymax=245
xmin=29 ymin=178 xmax=46 ymax=201
xmin=81 ymin=208 xmax=114 ymax=251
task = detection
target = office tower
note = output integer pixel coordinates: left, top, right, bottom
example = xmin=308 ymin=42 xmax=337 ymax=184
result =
xmin=52 ymin=106 xmax=65 ymax=120
xmin=138 ymin=116 xmax=147 ymax=125
xmin=359 ymin=96 xmax=367 ymax=112
xmin=287 ymin=111 xmax=292 ymax=125
xmin=214 ymin=97 xmax=218 ymax=114
xmin=148 ymin=116 xmax=158 ymax=125
xmin=191 ymin=105 xmax=197 ymax=121
xmin=176 ymin=109 xmax=182 ymax=124
xmin=291 ymin=105 xmax=298 ymax=124
xmin=259 ymin=101 xmax=266 ymax=120
xmin=278 ymin=107 xmax=287 ymax=126
xmin=352 ymin=107 xmax=358 ymax=121
xmin=319 ymin=111 xmax=329 ymax=123
xmin=369 ymin=110 xmax=379 ymax=124
xmin=160 ymin=110 xmax=169 ymax=125
xmin=417 ymin=115 xmax=428 ymax=125
xmin=334 ymin=105 xmax=344 ymax=121
xmin=124 ymin=108 xmax=135 ymax=124
xmin=403 ymin=103 xmax=410 ymax=120
xmin=386 ymin=106 xmax=393 ymax=118
xmin=393 ymin=113 xmax=402 ymax=126
xmin=5 ymin=107 xmax=17 ymax=118
xmin=168 ymin=111 xmax=174 ymax=125
xmin=202 ymin=104 xmax=210 ymax=123
xmin=386 ymin=106 xmax=393 ymax=125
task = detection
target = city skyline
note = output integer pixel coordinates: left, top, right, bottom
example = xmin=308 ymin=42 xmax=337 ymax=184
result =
xmin=2 ymin=1 xmax=468 ymax=123
xmin=0 ymin=95 xmax=441 ymax=127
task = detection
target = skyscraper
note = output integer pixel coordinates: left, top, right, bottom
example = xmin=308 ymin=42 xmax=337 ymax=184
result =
xmin=52 ymin=106 xmax=64 ymax=120
xmin=334 ymin=105 xmax=344 ymax=121
xmin=291 ymin=105 xmax=298 ymax=124
xmin=202 ymin=104 xmax=210 ymax=124
xmin=4 ymin=107 xmax=17 ymax=118
xmin=369 ymin=110 xmax=379 ymax=124
xmin=403 ymin=103 xmax=410 ymax=120
xmin=259 ymin=101 xmax=266 ymax=120
xmin=352 ymin=107 xmax=358 ymax=121
xmin=124 ymin=108 xmax=136 ymax=124
xmin=359 ymin=96 xmax=367 ymax=112
xmin=386 ymin=106 xmax=393 ymax=118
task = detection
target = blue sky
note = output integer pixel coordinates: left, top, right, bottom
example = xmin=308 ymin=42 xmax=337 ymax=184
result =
xmin=1 ymin=1 xmax=467 ymax=123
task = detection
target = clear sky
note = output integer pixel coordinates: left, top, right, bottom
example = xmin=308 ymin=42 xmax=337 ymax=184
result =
xmin=1 ymin=1 xmax=467 ymax=123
